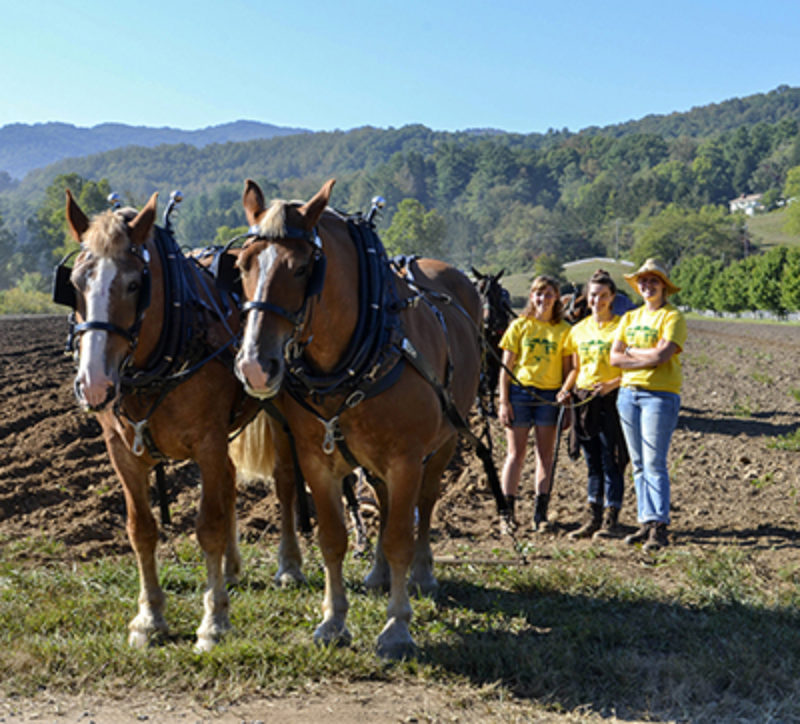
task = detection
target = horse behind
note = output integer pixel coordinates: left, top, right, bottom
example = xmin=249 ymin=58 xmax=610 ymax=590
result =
xmin=60 ymin=191 xmax=291 ymax=651
xmin=234 ymin=178 xmax=483 ymax=659
xmin=471 ymin=267 xmax=514 ymax=415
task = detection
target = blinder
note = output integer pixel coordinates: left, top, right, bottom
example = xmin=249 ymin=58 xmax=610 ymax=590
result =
xmin=52 ymin=244 xmax=153 ymax=349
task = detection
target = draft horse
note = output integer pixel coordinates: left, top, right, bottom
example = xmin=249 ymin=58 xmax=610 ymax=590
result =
xmin=234 ymin=179 xmax=483 ymax=658
xmin=59 ymin=191 xmax=289 ymax=651
xmin=471 ymin=267 xmax=514 ymax=415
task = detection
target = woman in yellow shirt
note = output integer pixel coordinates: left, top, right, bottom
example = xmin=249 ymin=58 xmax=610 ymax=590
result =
xmin=498 ymin=275 xmax=571 ymax=532
xmin=561 ymin=270 xmax=629 ymax=540
xmin=609 ymin=259 xmax=687 ymax=552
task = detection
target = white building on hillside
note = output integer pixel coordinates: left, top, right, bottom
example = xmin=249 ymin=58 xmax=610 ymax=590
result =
xmin=729 ymin=193 xmax=764 ymax=216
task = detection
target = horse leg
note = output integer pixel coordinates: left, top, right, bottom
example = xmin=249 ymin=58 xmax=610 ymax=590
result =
xmin=193 ymin=442 xmax=237 ymax=652
xmin=363 ymin=475 xmax=390 ymax=591
xmin=311 ymin=476 xmax=351 ymax=647
xmin=409 ymin=437 xmax=456 ymax=594
xmin=376 ymin=461 xmax=420 ymax=660
xmin=274 ymin=433 xmax=305 ymax=586
xmin=106 ymin=432 xmax=168 ymax=648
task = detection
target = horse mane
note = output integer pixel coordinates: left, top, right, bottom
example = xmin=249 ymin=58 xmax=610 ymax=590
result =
xmin=256 ymin=199 xmax=343 ymax=239
xmin=82 ymin=207 xmax=142 ymax=258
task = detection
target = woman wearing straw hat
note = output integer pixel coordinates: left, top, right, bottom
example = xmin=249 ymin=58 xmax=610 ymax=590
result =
xmin=609 ymin=258 xmax=687 ymax=552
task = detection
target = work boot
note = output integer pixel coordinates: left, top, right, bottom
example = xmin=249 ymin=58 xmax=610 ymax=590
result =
xmin=500 ymin=495 xmax=517 ymax=535
xmin=643 ymin=523 xmax=669 ymax=552
xmin=624 ymin=521 xmax=653 ymax=545
xmin=593 ymin=506 xmax=622 ymax=540
xmin=532 ymin=493 xmax=553 ymax=532
xmin=568 ymin=502 xmax=603 ymax=539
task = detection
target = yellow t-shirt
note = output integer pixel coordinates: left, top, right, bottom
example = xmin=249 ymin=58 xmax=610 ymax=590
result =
xmin=614 ymin=304 xmax=687 ymax=394
xmin=565 ymin=315 xmax=622 ymax=390
xmin=499 ymin=316 xmax=571 ymax=390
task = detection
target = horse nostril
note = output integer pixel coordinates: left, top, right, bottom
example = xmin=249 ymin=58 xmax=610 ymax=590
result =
xmin=265 ymin=357 xmax=281 ymax=380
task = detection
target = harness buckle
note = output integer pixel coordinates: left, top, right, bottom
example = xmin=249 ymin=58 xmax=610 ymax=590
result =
xmin=321 ymin=416 xmax=342 ymax=455
xmin=345 ymin=390 xmax=365 ymax=408
xmin=131 ymin=419 xmax=148 ymax=457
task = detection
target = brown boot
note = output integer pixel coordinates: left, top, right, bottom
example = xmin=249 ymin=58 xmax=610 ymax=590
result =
xmin=568 ymin=503 xmax=603 ymax=539
xmin=500 ymin=495 xmax=518 ymax=535
xmin=532 ymin=493 xmax=553 ymax=532
xmin=593 ymin=507 xmax=622 ymax=540
xmin=643 ymin=523 xmax=669 ymax=552
xmin=624 ymin=521 xmax=653 ymax=545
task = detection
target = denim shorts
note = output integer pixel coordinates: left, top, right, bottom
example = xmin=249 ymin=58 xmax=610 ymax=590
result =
xmin=509 ymin=385 xmax=559 ymax=427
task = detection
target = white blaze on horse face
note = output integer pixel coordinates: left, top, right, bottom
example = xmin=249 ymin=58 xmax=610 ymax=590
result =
xmin=238 ymin=245 xmax=281 ymax=392
xmin=76 ymin=258 xmax=118 ymax=406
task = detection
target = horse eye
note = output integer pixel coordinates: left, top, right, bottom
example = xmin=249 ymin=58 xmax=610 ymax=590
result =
xmin=127 ymin=281 xmax=140 ymax=294
xmin=294 ymin=264 xmax=308 ymax=278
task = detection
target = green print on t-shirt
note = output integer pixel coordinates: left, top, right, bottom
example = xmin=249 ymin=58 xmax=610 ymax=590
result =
xmin=523 ymin=336 xmax=557 ymax=361
xmin=578 ymin=338 xmax=610 ymax=363
xmin=627 ymin=324 xmax=659 ymax=346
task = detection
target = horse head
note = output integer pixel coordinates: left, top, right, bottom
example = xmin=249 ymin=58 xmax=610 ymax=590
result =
xmin=64 ymin=190 xmax=158 ymax=411
xmin=235 ymin=178 xmax=334 ymax=399
xmin=472 ymin=267 xmax=513 ymax=338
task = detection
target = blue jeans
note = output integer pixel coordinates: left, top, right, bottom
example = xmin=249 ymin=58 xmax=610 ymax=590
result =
xmin=616 ymin=387 xmax=680 ymax=525
xmin=581 ymin=431 xmax=624 ymax=509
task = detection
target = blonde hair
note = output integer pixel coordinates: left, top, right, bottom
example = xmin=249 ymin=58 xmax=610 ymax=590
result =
xmin=522 ymin=275 xmax=564 ymax=322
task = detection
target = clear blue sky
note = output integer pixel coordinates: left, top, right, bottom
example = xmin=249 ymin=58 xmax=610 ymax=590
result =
xmin=2 ymin=0 xmax=798 ymax=134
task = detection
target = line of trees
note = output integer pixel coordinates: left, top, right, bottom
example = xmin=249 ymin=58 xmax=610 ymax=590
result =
xmin=672 ymin=246 xmax=800 ymax=316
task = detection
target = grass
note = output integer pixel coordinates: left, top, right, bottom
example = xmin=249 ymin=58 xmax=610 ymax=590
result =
xmin=746 ymin=208 xmax=800 ymax=250
xmin=2 ymin=536 xmax=800 ymax=721
xmin=768 ymin=427 xmax=800 ymax=452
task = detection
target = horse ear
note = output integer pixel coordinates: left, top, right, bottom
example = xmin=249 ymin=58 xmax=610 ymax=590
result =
xmin=129 ymin=192 xmax=158 ymax=247
xmin=242 ymin=179 xmax=265 ymax=228
xmin=299 ymin=178 xmax=335 ymax=229
xmin=471 ymin=266 xmax=484 ymax=280
xmin=497 ymin=268 xmax=505 ymax=280
xmin=65 ymin=189 xmax=89 ymax=242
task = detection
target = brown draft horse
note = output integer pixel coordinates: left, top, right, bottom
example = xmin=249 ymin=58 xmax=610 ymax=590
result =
xmin=62 ymin=192 xmax=291 ymax=651
xmin=234 ymin=179 xmax=482 ymax=659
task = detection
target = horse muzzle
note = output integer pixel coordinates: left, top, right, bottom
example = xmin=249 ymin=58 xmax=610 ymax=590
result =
xmin=74 ymin=377 xmax=118 ymax=412
xmin=234 ymin=353 xmax=284 ymax=399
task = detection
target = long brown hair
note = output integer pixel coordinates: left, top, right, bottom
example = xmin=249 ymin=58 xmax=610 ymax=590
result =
xmin=522 ymin=275 xmax=564 ymax=322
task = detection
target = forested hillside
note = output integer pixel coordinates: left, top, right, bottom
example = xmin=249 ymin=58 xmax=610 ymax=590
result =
xmin=3 ymin=84 xmax=800 ymax=314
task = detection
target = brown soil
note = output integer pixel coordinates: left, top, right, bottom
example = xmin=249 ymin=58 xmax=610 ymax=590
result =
xmin=1 ymin=314 xmax=799 ymax=722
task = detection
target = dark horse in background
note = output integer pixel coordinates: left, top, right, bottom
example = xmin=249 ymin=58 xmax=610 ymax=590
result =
xmin=471 ymin=267 xmax=514 ymax=416
xmin=234 ymin=179 xmax=483 ymax=659
xmin=58 ymin=191 xmax=292 ymax=651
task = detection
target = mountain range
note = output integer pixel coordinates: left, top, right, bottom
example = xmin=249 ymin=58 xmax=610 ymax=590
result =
xmin=0 ymin=120 xmax=309 ymax=180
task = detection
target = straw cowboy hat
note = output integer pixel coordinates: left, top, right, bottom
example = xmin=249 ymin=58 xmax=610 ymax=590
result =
xmin=624 ymin=258 xmax=681 ymax=296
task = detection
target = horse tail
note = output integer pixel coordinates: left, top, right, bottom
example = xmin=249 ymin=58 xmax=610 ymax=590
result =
xmin=229 ymin=410 xmax=275 ymax=482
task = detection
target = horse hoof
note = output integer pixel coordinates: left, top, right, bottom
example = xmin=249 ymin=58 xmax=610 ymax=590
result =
xmin=376 ymin=618 xmax=417 ymax=660
xmin=128 ymin=630 xmax=151 ymax=649
xmin=274 ymin=569 xmax=306 ymax=588
xmin=408 ymin=573 xmax=439 ymax=597
xmin=313 ymin=620 xmax=352 ymax=648
xmin=363 ymin=568 xmax=391 ymax=593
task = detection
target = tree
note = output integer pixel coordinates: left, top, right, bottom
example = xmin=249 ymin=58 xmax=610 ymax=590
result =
xmin=782 ymin=165 xmax=800 ymax=235
xmin=0 ymin=211 xmax=18 ymax=289
xmin=382 ymin=199 xmax=446 ymax=258
xmin=25 ymin=174 xmax=112 ymax=276
xmin=780 ymin=246 xmax=800 ymax=312
xmin=672 ymin=254 xmax=722 ymax=311
xmin=749 ymin=246 xmax=788 ymax=316
xmin=631 ymin=204 xmax=745 ymax=267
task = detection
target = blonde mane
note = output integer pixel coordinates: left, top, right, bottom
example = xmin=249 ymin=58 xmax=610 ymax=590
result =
xmin=82 ymin=207 xmax=141 ymax=258
xmin=256 ymin=200 xmax=291 ymax=240
xmin=256 ymin=199 xmax=341 ymax=239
